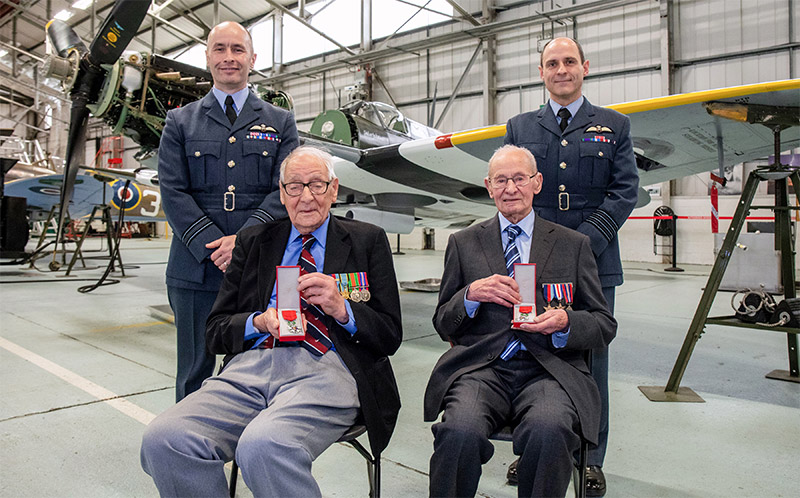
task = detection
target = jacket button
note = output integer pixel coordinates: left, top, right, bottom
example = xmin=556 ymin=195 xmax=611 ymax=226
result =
xmin=487 ymin=353 xmax=495 ymax=360
xmin=194 ymin=151 xmax=201 ymax=157
xmin=598 ymin=151 xmax=604 ymax=157
xmin=262 ymin=150 xmax=269 ymax=156
xmin=559 ymin=184 xmax=566 ymax=192
xmin=228 ymin=160 xmax=235 ymax=168
xmin=228 ymin=136 xmax=236 ymax=144
xmin=561 ymin=139 xmax=568 ymax=147
xmin=559 ymin=161 xmax=567 ymax=169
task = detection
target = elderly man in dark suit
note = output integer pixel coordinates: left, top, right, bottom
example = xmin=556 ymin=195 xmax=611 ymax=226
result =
xmin=504 ymin=37 xmax=638 ymax=495
xmin=424 ymin=145 xmax=616 ymax=498
xmin=159 ymin=21 xmax=299 ymax=401
xmin=141 ymin=146 xmax=402 ymax=497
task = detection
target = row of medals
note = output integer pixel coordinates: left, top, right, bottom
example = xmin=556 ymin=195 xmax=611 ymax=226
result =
xmin=340 ymin=287 xmax=371 ymax=302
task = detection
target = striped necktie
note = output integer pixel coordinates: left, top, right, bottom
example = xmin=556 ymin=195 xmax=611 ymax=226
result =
xmin=297 ymin=235 xmax=333 ymax=356
xmin=501 ymin=225 xmax=523 ymax=360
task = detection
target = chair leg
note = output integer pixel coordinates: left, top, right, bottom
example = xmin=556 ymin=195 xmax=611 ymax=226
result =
xmin=229 ymin=460 xmax=238 ymax=498
xmin=572 ymin=438 xmax=588 ymax=498
xmin=373 ymin=453 xmax=381 ymax=498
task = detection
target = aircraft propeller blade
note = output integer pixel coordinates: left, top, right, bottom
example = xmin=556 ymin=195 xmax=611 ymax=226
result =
xmin=50 ymin=0 xmax=150 ymax=269
xmin=87 ymin=0 xmax=151 ymax=66
xmin=45 ymin=19 xmax=87 ymax=57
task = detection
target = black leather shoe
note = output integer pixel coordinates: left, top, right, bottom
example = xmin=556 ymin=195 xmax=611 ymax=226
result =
xmin=585 ymin=465 xmax=606 ymax=497
xmin=506 ymin=458 xmax=519 ymax=485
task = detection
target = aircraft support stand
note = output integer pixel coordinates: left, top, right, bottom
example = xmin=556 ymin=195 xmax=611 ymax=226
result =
xmin=65 ymin=204 xmax=125 ymax=277
xmin=640 ymin=128 xmax=800 ymax=402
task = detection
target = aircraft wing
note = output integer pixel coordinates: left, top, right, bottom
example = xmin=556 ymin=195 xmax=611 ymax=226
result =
xmin=315 ymin=79 xmax=799 ymax=230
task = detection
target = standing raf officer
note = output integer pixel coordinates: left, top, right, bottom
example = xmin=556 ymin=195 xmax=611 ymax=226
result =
xmin=159 ymin=21 xmax=299 ymax=401
xmin=504 ymin=37 xmax=638 ymax=497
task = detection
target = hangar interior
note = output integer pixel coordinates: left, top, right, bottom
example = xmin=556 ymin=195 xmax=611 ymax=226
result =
xmin=1 ymin=0 xmax=799 ymax=497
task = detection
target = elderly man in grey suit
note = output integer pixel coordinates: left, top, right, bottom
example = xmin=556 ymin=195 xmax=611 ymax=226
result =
xmin=159 ymin=21 xmax=299 ymax=401
xmin=424 ymin=145 xmax=616 ymax=498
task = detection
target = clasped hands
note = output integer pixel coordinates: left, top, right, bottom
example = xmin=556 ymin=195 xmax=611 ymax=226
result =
xmin=466 ymin=274 xmax=568 ymax=335
xmin=253 ymin=272 xmax=349 ymax=338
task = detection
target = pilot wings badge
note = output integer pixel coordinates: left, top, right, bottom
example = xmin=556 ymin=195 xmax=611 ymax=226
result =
xmin=584 ymin=125 xmax=614 ymax=134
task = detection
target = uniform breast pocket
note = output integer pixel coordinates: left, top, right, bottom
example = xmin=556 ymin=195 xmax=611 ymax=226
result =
xmin=243 ymin=140 xmax=278 ymax=185
xmin=185 ymin=141 xmax=221 ymax=188
xmin=579 ymin=141 xmax=614 ymax=187
xmin=518 ymin=142 xmax=549 ymax=168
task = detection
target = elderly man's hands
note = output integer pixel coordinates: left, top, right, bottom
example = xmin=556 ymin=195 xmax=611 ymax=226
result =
xmin=514 ymin=309 xmax=569 ymax=336
xmin=298 ymin=273 xmax=349 ymax=323
xmin=466 ymin=274 xmax=521 ymax=308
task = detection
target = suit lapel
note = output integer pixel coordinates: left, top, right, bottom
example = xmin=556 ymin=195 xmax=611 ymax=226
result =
xmin=536 ymin=104 xmax=562 ymax=138
xmin=478 ymin=215 xmax=507 ymax=276
xmin=201 ymin=91 xmax=231 ymax=129
xmin=529 ymin=217 xmax=557 ymax=266
xmin=257 ymin=221 xmax=292 ymax=307
xmin=322 ymin=217 xmax=352 ymax=274
xmin=564 ymin=98 xmax=596 ymax=136
xmin=232 ymin=91 xmax=263 ymax=134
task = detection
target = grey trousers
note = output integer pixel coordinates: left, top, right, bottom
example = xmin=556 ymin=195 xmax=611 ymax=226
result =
xmin=141 ymin=347 xmax=360 ymax=497
xmin=587 ymin=286 xmax=615 ymax=468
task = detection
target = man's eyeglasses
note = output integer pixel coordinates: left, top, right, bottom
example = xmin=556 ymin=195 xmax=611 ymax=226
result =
xmin=281 ymin=180 xmax=332 ymax=197
xmin=489 ymin=175 xmax=536 ymax=189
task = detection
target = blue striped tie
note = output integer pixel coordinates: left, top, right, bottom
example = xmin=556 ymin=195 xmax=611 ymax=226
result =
xmin=501 ymin=225 xmax=523 ymax=360
xmin=297 ymin=235 xmax=334 ymax=356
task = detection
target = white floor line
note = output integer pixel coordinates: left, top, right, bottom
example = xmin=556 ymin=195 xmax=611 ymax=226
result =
xmin=0 ymin=336 xmax=156 ymax=425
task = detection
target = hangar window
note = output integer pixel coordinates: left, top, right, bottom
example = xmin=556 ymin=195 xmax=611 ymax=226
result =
xmin=167 ymin=0 xmax=452 ymax=69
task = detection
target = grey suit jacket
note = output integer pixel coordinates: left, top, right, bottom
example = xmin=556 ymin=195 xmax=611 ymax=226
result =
xmin=505 ymin=99 xmax=639 ymax=287
xmin=160 ymin=90 xmax=299 ymax=291
xmin=423 ymin=215 xmax=616 ymax=444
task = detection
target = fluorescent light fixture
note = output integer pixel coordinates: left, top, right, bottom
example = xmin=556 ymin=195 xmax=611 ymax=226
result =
xmin=54 ymin=9 xmax=74 ymax=21
xmin=72 ymin=0 xmax=93 ymax=9
xmin=0 ymin=49 xmax=8 ymax=57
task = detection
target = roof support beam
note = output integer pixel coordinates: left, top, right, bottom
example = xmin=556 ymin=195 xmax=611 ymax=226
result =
xmin=263 ymin=0 xmax=358 ymax=56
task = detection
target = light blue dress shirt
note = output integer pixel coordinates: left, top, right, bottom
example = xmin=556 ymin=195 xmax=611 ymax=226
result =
xmin=464 ymin=211 xmax=569 ymax=348
xmin=243 ymin=216 xmax=356 ymax=349
xmin=548 ymin=95 xmax=584 ymax=129
xmin=211 ymin=86 xmax=249 ymax=117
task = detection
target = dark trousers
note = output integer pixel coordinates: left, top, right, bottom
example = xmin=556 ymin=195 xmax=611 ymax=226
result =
xmin=429 ymin=355 xmax=581 ymax=498
xmin=167 ymin=286 xmax=218 ymax=402
xmin=587 ymin=286 xmax=615 ymax=467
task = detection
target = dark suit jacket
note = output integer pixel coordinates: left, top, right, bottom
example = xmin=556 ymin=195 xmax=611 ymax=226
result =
xmin=206 ymin=216 xmax=402 ymax=455
xmin=160 ymin=90 xmax=299 ymax=291
xmin=505 ymin=99 xmax=639 ymax=287
xmin=423 ymin=215 xmax=616 ymax=444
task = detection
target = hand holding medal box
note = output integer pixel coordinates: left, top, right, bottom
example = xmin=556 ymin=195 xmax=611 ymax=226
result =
xmin=512 ymin=263 xmax=537 ymax=328
xmin=276 ymin=266 xmax=305 ymax=341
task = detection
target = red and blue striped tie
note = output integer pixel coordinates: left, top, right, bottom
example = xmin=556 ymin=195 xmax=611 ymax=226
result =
xmin=298 ymin=235 xmax=333 ymax=356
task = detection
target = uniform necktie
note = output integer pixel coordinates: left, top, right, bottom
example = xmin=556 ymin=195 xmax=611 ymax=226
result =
xmin=224 ymin=95 xmax=237 ymax=125
xmin=557 ymin=107 xmax=571 ymax=133
xmin=297 ymin=235 xmax=333 ymax=356
xmin=501 ymin=225 xmax=523 ymax=360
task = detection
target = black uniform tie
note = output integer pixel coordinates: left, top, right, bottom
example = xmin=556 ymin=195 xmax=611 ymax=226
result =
xmin=224 ymin=95 xmax=237 ymax=125
xmin=557 ymin=107 xmax=571 ymax=133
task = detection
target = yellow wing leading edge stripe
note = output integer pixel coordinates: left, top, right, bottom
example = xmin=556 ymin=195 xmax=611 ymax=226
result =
xmin=608 ymin=78 xmax=800 ymax=115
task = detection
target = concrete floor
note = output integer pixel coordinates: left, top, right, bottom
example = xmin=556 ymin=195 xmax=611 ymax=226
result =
xmin=1 ymin=237 xmax=798 ymax=497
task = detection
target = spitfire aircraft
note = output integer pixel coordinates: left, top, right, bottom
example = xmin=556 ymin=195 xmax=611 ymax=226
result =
xmin=37 ymin=0 xmax=800 ymax=244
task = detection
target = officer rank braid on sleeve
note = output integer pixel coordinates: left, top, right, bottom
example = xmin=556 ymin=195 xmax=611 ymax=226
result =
xmin=182 ymin=215 xmax=214 ymax=246
xmin=251 ymin=208 xmax=274 ymax=224
xmin=585 ymin=209 xmax=618 ymax=243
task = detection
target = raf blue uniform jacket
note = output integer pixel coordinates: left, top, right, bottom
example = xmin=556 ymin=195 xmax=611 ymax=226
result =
xmin=505 ymin=99 xmax=639 ymax=287
xmin=160 ymin=90 xmax=299 ymax=290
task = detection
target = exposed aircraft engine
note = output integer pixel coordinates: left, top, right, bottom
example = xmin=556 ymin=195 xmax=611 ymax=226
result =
xmin=344 ymin=207 xmax=415 ymax=234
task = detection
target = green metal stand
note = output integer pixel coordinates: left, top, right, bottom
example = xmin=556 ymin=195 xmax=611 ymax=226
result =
xmin=640 ymin=159 xmax=800 ymax=402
